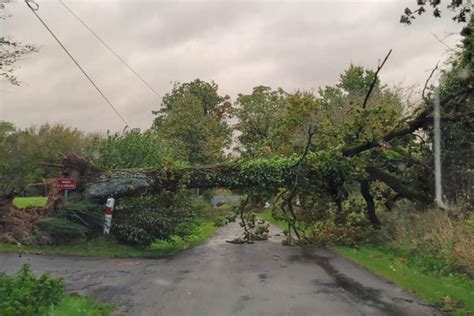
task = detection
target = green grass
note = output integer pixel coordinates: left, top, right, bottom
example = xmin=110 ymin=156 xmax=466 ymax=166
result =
xmin=258 ymin=209 xmax=310 ymax=235
xmin=334 ymin=245 xmax=474 ymax=316
xmin=258 ymin=209 xmax=289 ymax=229
xmin=13 ymin=196 xmax=48 ymax=208
xmin=48 ymin=295 xmax=113 ymax=316
xmin=0 ymin=221 xmax=217 ymax=258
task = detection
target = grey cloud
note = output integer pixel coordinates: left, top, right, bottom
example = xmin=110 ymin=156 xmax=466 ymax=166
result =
xmin=0 ymin=0 xmax=464 ymax=133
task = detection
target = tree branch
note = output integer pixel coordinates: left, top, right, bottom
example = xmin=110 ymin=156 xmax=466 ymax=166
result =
xmin=422 ymin=62 xmax=439 ymax=103
xmin=362 ymin=49 xmax=392 ymax=109
xmin=360 ymin=180 xmax=380 ymax=229
xmin=366 ymin=166 xmax=432 ymax=204
xmin=343 ymin=87 xmax=472 ymax=157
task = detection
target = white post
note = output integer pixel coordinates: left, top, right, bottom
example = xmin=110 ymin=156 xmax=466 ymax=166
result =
xmin=104 ymin=197 xmax=115 ymax=235
xmin=433 ymin=87 xmax=448 ymax=209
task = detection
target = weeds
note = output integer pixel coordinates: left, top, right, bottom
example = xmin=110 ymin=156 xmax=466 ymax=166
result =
xmin=378 ymin=208 xmax=474 ymax=276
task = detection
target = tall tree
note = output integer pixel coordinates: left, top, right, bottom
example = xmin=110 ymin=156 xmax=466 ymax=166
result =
xmin=0 ymin=122 xmax=95 ymax=191
xmin=153 ymin=80 xmax=231 ymax=164
xmin=233 ymin=86 xmax=288 ymax=157
xmin=153 ymin=79 xmax=231 ymax=119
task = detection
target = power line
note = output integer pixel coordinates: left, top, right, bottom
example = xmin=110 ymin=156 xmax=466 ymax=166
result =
xmin=58 ymin=0 xmax=162 ymax=100
xmin=24 ymin=0 xmax=129 ymax=127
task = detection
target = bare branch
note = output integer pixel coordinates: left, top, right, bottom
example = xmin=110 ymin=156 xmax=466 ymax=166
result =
xmin=362 ymin=49 xmax=392 ymax=109
xmin=431 ymin=32 xmax=456 ymax=52
xmin=422 ymin=62 xmax=439 ymax=102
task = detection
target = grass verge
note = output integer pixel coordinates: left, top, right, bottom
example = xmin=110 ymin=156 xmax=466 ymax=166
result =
xmin=13 ymin=196 xmax=48 ymax=208
xmin=258 ymin=209 xmax=289 ymax=228
xmin=0 ymin=221 xmax=217 ymax=258
xmin=48 ymin=295 xmax=113 ymax=316
xmin=334 ymin=245 xmax=474 ymax=316
xmin=258 ymin=209 xmax=310 ymax=234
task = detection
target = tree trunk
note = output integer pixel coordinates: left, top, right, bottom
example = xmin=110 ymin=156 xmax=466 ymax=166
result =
xmin=360 ymin=180 xmax=380 ymax=229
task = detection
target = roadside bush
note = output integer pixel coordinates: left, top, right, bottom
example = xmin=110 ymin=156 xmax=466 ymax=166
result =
xmin=111 ymin=191 xmax=199 ymax=246
xmin=308 ymin=210 xmax=373 ymax=246
xmin=29 ymin=200 xmax=103 ymax=245
xmin=55 ymin=200 xmax=104 ymax=233
xmin=0 ymin=264 xmax=64 ymax=316
xmin=35 ymin=218 xmax=89 ymax=242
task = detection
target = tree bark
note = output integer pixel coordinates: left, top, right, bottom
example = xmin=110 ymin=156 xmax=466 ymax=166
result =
xmin=366 ymin=166 xmax=433 ymax=204
xmin=360 ymin=180 xmax=380 ymax=229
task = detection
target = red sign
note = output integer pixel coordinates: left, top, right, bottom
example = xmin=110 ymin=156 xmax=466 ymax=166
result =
xmin=57 ymin=178 xmax=76 ymax=190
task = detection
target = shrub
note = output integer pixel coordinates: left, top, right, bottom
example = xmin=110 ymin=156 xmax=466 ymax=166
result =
xmin=111 ymin=191 xmax=199 ymax=246
xmin=308 ymin=210 xmax=373 ymax=247
xmin=29 ymin=200 xmax=104 ymax=245
xmin=34 ymin=218 xmax=89 ymax=242
xmin=47 ymin=294 xmax=113 ymax=316
xmin=55 ymin=200 xmax=104 ymax=233
xmin=0 ymin=264 xmax=65 ymax=316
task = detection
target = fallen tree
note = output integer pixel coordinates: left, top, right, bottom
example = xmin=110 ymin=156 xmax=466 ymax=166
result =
xmin=0 ymin=85 xmax=470 ymax=245
xmin=80 ymin=89 xmax=471 ymax=203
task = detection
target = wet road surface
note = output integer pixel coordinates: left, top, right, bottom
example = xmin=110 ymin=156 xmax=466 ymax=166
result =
xmin=0 ymin=222 xmax=441 ymax=316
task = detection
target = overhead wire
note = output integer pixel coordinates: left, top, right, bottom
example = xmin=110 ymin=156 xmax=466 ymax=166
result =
xmin=58 ymin=0 xmax=162 ymax=100
xmin=24 ymin=0 xmax=129 ymax=127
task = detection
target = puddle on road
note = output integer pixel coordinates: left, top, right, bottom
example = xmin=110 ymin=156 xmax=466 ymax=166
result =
xmin=289 ymin=251 xmax=406 ymax=316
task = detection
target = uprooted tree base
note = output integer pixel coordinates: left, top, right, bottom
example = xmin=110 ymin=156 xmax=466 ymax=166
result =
xmin=0 ymin=186 xmax=62 ymax=244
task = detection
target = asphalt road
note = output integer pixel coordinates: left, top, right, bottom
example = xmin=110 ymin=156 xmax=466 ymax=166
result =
xmin=0 ymin=222 xmax=441 ymax=316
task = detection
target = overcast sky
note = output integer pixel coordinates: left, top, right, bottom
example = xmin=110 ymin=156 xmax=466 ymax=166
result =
xmin=0 ymin=0 xmax=463 ymax=133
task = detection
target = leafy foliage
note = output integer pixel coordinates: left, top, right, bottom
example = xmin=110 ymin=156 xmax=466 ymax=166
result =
xmin=233 ymin=86 xmax=290 ymax=157
xmin=154 ymin=93 xmax=230 ymax=164
xmin=111 ymin=192 xmax=199 ymax=246
xmin=400 ymin=0 xmax=472 ymax=24
xmin=0 ymin=264 xmax=64 ymax=316
xmin=153 ymin=79 xmax=230 ymax=117
xmin=86 ymin=128 xmax=174 ymax=169
xmin=31 ymin=200 xmax=104 ymax=245
xmin=0 ymin=122 xmax=96 ymax=192
xmin=35 ymin=218 xmax=89 ymax=242
xmin=152 ymin=79 xmax=231 ymax=164
xmin=0 ymin=1 xmax=38 ymax=86
xmin=54 ymin=200 xmax=104 ymax=232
